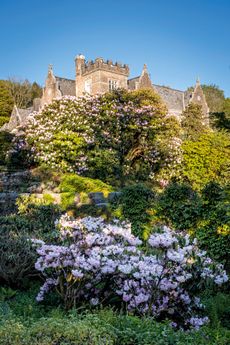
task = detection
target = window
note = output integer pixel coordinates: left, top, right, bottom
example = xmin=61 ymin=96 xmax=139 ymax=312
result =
xmin=84 ymin=79 xmax=92 ymax=93
xmin=109 ymin=80 xmax=118 ymax=91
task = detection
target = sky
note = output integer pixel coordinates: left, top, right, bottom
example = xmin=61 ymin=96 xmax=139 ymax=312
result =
xmin=0 ymin=0 xmax=229 ymax=96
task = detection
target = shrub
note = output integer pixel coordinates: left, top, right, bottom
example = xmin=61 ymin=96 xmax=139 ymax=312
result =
xmin=59 ymin=173 xmax=113 ymax=210
xmin=0 ymin=226 xmax=37 ymax=287
xmin=157 ymin=182 xmax=203 ymax=230
xmin=1 ymin=312 xmax=230 ymax=345
xmin=111 ymin=184 xmax=155 ymax=237
xmin=156 ymin=182 xmax=230 ymax=268
xmin=60 ymin=173 xmax=113 ymax=195
xmin=16 ymin=195 xmax=61 ymax=239
xmin=181 ymin=131 xmax=230 ymax=190
xmin=195 ymin=183 xmax=230 ymax=268
xmin=25 ymin=92 xmax=181 ymax=186
xmin=0 ymin=131 xmax=14 ymax=167
xmin=204 ymin=292 xmax=230 ymax=329
xmin=0 ymin=288 xmax=230 ymax=345
xmin=34 ymin=215 xmax=228 ymax=329
xmin=0 ymin=116 xmax=10 ymax=127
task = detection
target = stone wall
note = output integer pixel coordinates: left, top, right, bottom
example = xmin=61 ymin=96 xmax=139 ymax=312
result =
xmin=0 ymin=170 xmax=121 ymax=216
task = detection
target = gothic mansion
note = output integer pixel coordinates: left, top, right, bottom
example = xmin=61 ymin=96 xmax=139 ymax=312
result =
xmin=2 ymin=54 xmax=209 ymax=132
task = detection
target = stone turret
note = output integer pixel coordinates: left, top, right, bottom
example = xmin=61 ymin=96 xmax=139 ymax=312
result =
xmin=41 ymin=65 xmax=62 ymax=107
xmin=75 ymin=55 xmax=129 ymax=96
xmin=75 ymin=54 xmax=86 ymax=96
xmin=137 ymin=64 xmax=153 ymax=89
xmin=189 ymin=78 xmax=209 ymax=125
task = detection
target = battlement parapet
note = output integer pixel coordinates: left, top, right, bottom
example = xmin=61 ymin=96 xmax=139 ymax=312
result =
xmin=81 ymin=57 xmax=129 ymax=76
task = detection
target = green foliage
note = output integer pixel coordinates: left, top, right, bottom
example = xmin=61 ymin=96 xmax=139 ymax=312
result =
xmin=0 ymin=194 xmax=61 ymax=287
xmin=210 ymin=98 xmax=230 ymax=131
xmin=0 ymin=80 xmax=14 ymax=118
xmin=195 ymin=182 xmax=230 ymax=267
xmin=0 ymin=131 xmax=14 ymax=167
xmin=30 ymin=82 xmax=42 ymax=102
xmin=181 ymin=103 xmax=208 ymax=140
xmin=15 ymin=195 xmax=61 ymax=239
xmin=157 ymin=182 xmax=202 ymax=230
xmin=0 ymin=287 xmax=17 ymax=302
xmin=111 ymin=184 xmax=155 ymax=238
xmin=201 ymin=84 xmax=225 ymax=113
xmin=26 ymin=90 xmax=181 ymax=186
xmin=0 ymin=294 xmax=230 ymax=345
xmin=0 ymin=225 xmax=37 ymax=287
xmin=60 ymin=173 xmax=113 ymax=195
xmin=7 ymin=78 xmax=42 ymax=108
xmin=0 ymin=116 xmax=10 ymax=127
xmin=204 ymin=293 xmax=230 ymax=329
xmin=60 ymin=192 xmax=76 ymax=210
xmin=60 ymin=174 xmax=113 ymax=210
xmin=156 ymin=181 xmax=230 ymax=268
xmin=181 ymin=131 xmax=230 ymax=190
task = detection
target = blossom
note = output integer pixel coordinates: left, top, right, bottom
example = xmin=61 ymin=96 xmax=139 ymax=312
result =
xmin=34 ymin=215 xmax=228 ymax=329
xmin=167 ymin=249 xmax=184 ymax=263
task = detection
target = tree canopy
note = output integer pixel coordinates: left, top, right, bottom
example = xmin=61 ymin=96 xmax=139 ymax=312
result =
xmin=181 ymin=103 xmax=208 ymax=140
xmin=25 ymin=89 xmax=182 ymax=187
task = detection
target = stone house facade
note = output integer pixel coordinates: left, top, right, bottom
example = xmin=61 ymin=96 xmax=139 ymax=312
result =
xmin=2 ymin=54 xmax=209 ymax=132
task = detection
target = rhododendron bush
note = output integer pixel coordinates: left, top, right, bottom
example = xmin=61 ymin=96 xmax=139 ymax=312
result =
xmin=34 ymin=216 xmax=228 ymax=329
xmin=25 ymin=89 xmax=182 ymax=185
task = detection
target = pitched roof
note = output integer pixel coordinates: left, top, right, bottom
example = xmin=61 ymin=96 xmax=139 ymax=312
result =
xmin=1 ymin=106 xmax=33 ymax=132
xmin=153 ymin=84 xmax=185 ymax=113
xmin=128 ymin=75 xmax=185 ymax=114
xmin=55 ymin=76 xmax=76 ymax=96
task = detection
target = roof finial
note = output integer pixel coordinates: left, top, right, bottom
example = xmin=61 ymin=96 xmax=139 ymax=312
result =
xmin=196 ymin=77 xmax=200 ymax=85
xmin=48 ymin=64 xmax=53 ymax=72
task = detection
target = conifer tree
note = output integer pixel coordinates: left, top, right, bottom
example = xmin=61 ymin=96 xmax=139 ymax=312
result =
xmin=181 ymin=103 xmax=208 ymax=140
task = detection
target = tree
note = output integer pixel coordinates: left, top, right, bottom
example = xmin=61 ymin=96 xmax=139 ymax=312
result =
xmin=88 ymin=89 xmax=181 ymax=186
xmin=30 ymin=82 xmax=43 ymax=102
xmin=201 ymin=84 xmax=225 ymax=113
xmin=25 ymin=89 xmax=182 ymax=187
xmin=0 ymin=80 xmax=14 ymax=120
xmin=210 ymin=98 xmax=230 ymax=131
xmin=181 ymin=131 xmax=230 ymax=190
xmin=7 ymin=78 xmax=32 ymax=108
xmin=181 ymin=103 xmax=208 ymax=140
xmin=7 ymin=78 xmax=42 ymax=109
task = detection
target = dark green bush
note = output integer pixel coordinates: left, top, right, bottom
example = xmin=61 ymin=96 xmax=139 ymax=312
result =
xmin=196 ymin=182 xmax=230 ymax=267
xmin=0 ymin=308 xmax=230 ymax=345
xmin=0 ymin=131 xmax=14 ymax=167
xmin=111 ymin=184 xmax=155 ymax=238
xmin=16 ymin=195 xmax=61 ymax=239
xmin=0 ymin=197 xmax=61 ymax=287
xmin=0 ymin=227 xmax=37 ymax=288
xmin=157 ymin=182 xmax=202 ymax=230
xmin=156 ymin=182 xmax=230 ymax=269
xmin=0 ymin=116 xmax=10 ymax=127
xmin=204 ymin=293 xmax=230 ymax=329
xmin=201 ymin=181 xmax=226 ymax=205
xmin=0 ymin=287 xmax=230 ymax=345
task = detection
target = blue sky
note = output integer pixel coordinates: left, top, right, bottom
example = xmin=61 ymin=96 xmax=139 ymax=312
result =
xmin=0 ymin=0 xmax=229 ymax=96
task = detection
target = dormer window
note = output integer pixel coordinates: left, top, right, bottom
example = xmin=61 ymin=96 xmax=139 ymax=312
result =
xmin=109 ymin=80 xmax=118 ymax=91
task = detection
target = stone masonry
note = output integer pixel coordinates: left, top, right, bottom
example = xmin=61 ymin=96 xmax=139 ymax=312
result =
xmin=2 ymin=54 xmax=209 ymax=131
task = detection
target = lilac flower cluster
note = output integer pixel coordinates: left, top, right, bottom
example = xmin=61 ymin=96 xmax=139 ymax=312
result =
xmin=34 ymin=216 xmax=228 ymax=329
xmin=24 ymin=93 xmax=182 ymax=180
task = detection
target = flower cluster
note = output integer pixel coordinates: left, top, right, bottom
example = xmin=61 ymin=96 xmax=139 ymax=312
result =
xmin=24 ymin=91 xmax=182 ymax=182
xmin=34 ymin=216 xmax=228 ymax=329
